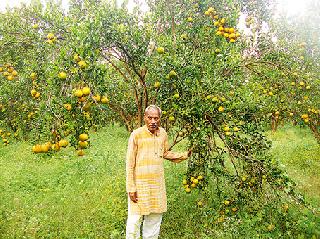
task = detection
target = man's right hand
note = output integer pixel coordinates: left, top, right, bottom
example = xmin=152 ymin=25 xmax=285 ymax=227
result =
xmin=129 ymin=192 xmax=138 ymax=203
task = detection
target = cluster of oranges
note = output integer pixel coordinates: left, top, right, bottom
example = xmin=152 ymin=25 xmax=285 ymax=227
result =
xmin=46 ymin=33 xmax=57 ymax=44
xmin=219 ymin=198 xmax=238 ymax=218
xmin=32 ymin=139 xmax=68 ymax=154
xmin=290 ymin=80 xmax=311 ymax=90
xmin=222 ymin=125 xmax=240 ymax=136
xmin=206 ymin=95 xmax=227 ymax=113
xmin=301 ymin=114 xmax=310 ymax=123
xmin=30 ymin=89 xmax=41 ymax=99
xmin=0 ymin=129 xmax=12 ymax=146
xmin=30 ymin=72 xmax=41 ymax=99
xmin=77 ymin=133 xmax=89 ymax=156
xmin=0 ymin=64 xmax=18 ymax=81
xmin=238 ymin=175 xmax=265 ymax=190
xmin=31 ymin=133 xmax=90 ymax=156
xmin=73 ymin=86 xmax=108 ymax=104
xmin=183 ymin=175 xmax=204 ymax=193
xmin=74 ymin=86 xmax=91 ymax=101
xmin=204 ymin=6 xmax=240 ymax=43
xmin=73 ymin=53 xmax=88 ymax=69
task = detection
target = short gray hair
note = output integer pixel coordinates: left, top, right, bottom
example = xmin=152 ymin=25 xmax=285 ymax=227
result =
xmin=145 ymin=105 xmax=162 ymax=116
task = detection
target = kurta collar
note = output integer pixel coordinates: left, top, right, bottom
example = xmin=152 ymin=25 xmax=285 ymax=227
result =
xmin=143 ymin=125 xmax=160 ymax=136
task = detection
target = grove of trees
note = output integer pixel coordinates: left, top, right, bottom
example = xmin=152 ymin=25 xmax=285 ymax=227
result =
xmin=0 ymin=0 xmax=319 ymax=237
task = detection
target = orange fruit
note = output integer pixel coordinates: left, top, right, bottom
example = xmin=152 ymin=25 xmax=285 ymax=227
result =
xmin=58 ymin=139 xmax=69 ymax=147
xmin=78 ymin=140 xmax=88 ymax=148
xmin=74 ymin=89 xmax=83 ymax=98
xmin=82 ymin=87 xmax=91 ymax=96
xmin=34 ymin=92 xmax=40 ymax=99
xmin=79 ymin=133 xmax=89 ymax=141
xmin=64 ymin=103 xmax=72 ymax=111
xmin=101 ymin=96 xmax=109 ymax=104
xmin=77 ymin=150 xmax=85 ymax=156
xmin=92 ymin=94 xmax=101 ymax=102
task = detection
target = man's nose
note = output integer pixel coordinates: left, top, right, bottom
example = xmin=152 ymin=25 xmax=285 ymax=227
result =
xmin=151 ymin=119 xmax=156 ymax=124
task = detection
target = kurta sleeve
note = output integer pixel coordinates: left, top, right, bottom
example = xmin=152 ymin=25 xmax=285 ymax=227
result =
xmin=126 ymin=133 xmax=137 ymax=192
xmin=163 ymin=132 xmax=188 ymax=163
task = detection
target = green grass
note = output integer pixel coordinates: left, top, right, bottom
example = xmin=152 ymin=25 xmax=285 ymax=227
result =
xmin=267 ymin=125 xmax=320 ymax=207
xmin=0 ymin=125 xmax=319 ymax=238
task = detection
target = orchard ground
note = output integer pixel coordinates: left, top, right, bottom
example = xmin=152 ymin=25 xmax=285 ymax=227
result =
xmin=0 ymin=125 xmax=319 ymax=238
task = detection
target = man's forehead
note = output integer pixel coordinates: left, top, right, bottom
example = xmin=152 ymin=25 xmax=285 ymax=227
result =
xmin=145 ymin=109 xmax=160 ymax=117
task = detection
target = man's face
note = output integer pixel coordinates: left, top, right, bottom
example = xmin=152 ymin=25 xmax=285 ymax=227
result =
xmin=144 ymin=108 xmax=160 ymax=133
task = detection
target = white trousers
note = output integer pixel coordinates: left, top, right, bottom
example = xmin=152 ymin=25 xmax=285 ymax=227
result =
xmin=126 ymin=213 xmax=163 ymax=239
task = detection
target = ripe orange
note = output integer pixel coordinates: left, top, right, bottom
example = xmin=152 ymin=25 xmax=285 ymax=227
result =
xmin=233 ymin=126 xmax=240 ymax=132
xmin=58 ymin=139 xmax=69 ymax=147
xmin=156 ymin=47 xmax=165 ymax=54
xmin=34 ymin=92 xmax=40 ymax=99
xmin=78 ymin=140 xmax=88 ymax=148
xmin=79 ymin=133 xmax=89 ymax=141
xmin=51 ymin=143 xmax=60 ymax=151
xmin=78 ymin=96 xmax=86 ymax=102
xmin=32 ymin=144 xmax=42 ymax=153
xmin=154 ymin=81 xmax=161 ymax=88
xmin=7 ymin=75 xmax=14 ymax=81
xmin=92 ymin=94 xmax=101 ymax=102
xmin=47 ymin=33 xmax=55 ymax=40
xmin=82 ymin=87 xmax=91 ymax=96
xmin=73 ymin=54 xmax=81 ymax=62
xmin=31 ymin=89 xmax=37 ymax=96
xmin=101 ymin=96 xmax=109 ymax=104
xmin=78 ymin=60 xmax=87 ymax=69
xmin=58 ymin=71 xmax=67 ymax=79
xmin=74 ymin=89 xmax=83 ymax=98
xmin=197 ymin=175 xmax=203 ymax=180
xmin=77 ymin=150 xmax=85 ymax=156
xmin=30 ymin=72 xmax=37 ymax=80
xmin=64 ymin=103 xmax=72 ymax=111
xmin=8 ymin=67 xmax=14 ymax=73
xmin=231 ymin=207 xmax=238 ymax=212
xmin=41 ymin=144 xmax=50 ymax=153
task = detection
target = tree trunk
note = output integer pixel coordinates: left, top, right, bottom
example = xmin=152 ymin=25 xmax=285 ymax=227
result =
xmin=309 ymin=124 xmax=320 ymax=144
xmin=271 ymin=115 xmax=278 ymax=133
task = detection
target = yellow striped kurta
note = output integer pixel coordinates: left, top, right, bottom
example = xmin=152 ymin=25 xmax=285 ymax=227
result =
xmin=126 ymin=125 xmax=188 ymax=215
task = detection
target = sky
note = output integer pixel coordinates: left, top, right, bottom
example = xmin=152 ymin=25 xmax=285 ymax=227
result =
xmin=0 ymin=0 xmax=142 ymax=13
xmin=0 ymin=0 xmax=313 ymax=17
xmin=0 ymin=0 xmax=69 ymax=12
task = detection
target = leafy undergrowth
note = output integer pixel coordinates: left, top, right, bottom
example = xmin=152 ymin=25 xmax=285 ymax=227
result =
xmin=0 ymin=125 xmax=319 ymax=238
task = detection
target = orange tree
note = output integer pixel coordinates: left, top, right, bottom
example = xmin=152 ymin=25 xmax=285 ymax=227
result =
xmin=0 ymin=1 xmax=117 ymax=154
xmin=144 ymin=0 xmax=319 ymax=236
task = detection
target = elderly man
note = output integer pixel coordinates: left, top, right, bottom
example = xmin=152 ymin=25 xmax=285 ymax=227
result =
xmin=126 ymin=105 xmax=191 ymax=239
